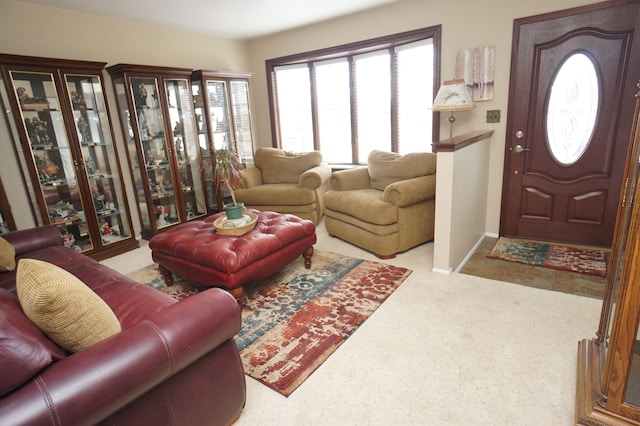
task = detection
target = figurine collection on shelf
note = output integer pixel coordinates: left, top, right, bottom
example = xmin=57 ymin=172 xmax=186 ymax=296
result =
xmin=77 ymin=116 xmax=92 ymax=144
xmin=49 ymin=201 xmax=79 ymax=224
xmin=16 ymin=87 xmax=50 ymax=109
xmin=134 ymin=82 xmax=158 ymax=109
xmin=24 ymin=116 xmax=51 ymax=146
xmin=70 ymin=91 xmax=87 ymax=110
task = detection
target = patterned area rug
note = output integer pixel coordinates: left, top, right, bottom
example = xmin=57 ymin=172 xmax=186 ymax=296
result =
xmin=487 ymin=237 xmax=607 ymax=277
xmin=127 ymin=250 xmax=412 ymax=396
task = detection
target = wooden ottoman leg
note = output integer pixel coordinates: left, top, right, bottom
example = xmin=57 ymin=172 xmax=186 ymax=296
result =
xmin=229 ymin=287 xmax=244 ymax=305
xmin=158 ymin=264 xmax=174 ymax=286
xmin=303 ymin=246 xmax=314 ymax=269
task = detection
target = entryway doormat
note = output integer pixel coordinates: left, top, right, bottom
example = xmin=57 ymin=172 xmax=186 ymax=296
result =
xmin=487 ymin=237 xmax=607 ymax=277
xmin=127 ymin=249 xmax=412 ymax=397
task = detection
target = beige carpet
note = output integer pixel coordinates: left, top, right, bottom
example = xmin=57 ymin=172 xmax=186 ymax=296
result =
xmin=101 ymin=228 xmax=603 ymax=425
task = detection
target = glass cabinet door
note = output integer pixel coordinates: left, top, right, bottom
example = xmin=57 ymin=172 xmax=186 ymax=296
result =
xmin=111 ymin=77 xmax=150 ymax=230
xmin=206 ymin=80 xmax=233 ymax=150
xmin=9 ymin=70 xmax=93 ymax=251
xmin=230 ymin=80 xmax=255 ymax=166
xmin=201 ymin=78 xmax=233 ymax=213
xmin=191 ymin=81 xmax=217 ymax=212
xmin=191 ymin=71 xmax=256 ymax=213
xmin=129 ymin=76 xmax=178 ymax=231
xmin=164 ymin=79 xmax=206 ymax=221
xmin=64 ymin=73 xmax=132 ymax=247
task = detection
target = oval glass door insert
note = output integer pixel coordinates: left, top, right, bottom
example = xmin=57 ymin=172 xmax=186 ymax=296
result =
xmin=546 ymin=52 xmax=599 ymax=165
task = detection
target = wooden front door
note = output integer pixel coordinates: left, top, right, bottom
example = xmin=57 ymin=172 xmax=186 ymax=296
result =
xmin=500 ymin=1 xmax=640 ymax=247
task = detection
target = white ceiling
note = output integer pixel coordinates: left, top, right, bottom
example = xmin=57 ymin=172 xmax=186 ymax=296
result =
xmin=19 ymin=0 xmax=400 ymax=40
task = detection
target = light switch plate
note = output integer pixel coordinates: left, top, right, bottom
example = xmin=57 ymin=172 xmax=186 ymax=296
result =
xmin=487 ymin=110 xmax=501 ymax=123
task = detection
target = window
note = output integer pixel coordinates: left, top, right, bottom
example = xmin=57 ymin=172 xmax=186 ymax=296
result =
xmin=545 ymin=52 xmax=599 ymax=165
xmin=267 ymin=26 xmax=441 ymax=164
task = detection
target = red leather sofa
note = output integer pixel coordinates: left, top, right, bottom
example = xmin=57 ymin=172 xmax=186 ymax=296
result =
xmin=0 ymin=226 xmax=246 ymax=425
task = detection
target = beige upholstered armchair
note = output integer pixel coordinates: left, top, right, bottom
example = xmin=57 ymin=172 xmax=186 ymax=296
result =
xmin=324 ymin=150 xmax=436 ymax=258
xmin=233 ymin=148 xmax=332 ymax=224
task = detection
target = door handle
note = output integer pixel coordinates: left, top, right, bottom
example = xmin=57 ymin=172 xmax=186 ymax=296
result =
xmin=513 ymin=144 xmax=530 ymax=154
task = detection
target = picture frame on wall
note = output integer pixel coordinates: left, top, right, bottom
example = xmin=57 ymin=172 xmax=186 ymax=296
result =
xmin=455 ymin=45 xmax=495 ymax=102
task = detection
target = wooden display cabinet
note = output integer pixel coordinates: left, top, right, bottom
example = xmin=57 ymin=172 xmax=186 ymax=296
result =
xmin=107 ymin=64 xmax=207 ymax=239
xmin=0 ymin=54 xmax=138 ymax=259
xmin=191 ymin=70 xmax=255 ymax=212
xmin=0 ymin=176 xmax=16 ymax=234
xmin=576 ymin=82 xmax=640 ymax=424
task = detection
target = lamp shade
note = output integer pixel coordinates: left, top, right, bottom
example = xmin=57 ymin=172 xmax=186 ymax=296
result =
xmin=432 ymin=79 xmax=476 ymax=111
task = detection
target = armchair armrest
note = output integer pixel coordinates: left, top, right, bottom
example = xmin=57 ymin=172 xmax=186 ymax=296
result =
xmin=0 ymin=288 xmax=241 ymax=426
xmin=2 ymin=225 xmax=62 ymax=257
xmin=240 ymin=167 xmax=263 ymax=188
xmin=299 ymin=163 xmax=332 ymax=189
xmin=384 ymin=174 xmax=436 ymax=207
xmin=329 ymin=167 xmax=371 ymax=191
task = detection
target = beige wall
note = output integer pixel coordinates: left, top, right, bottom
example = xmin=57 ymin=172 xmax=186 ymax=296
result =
xmin=0 ymin=1 xmax=248 ymax=68
xmin=433 ymin=134 xmax=493 ymax=273
xmin=0 ymin=0 xmax=598 ymax=243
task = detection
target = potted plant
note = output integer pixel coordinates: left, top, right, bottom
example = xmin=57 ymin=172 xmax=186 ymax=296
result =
xmin=213 ymin=148 xmax=245 ymax=220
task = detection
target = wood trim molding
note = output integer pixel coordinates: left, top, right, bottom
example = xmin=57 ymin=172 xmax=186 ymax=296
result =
xmin=431 ymin=130 xmax=494 ymax=153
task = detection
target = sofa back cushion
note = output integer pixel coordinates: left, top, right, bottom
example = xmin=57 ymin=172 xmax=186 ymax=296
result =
xmin=368 ymin=150 xmax=437 ymax=191
xmin=255 ymin=148 xmax=322 ymax=184
xmin=0 ymin=288 xmax=66 ymax=397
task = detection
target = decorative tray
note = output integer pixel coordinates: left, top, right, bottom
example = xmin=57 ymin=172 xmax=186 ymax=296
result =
xmin=213 ymin=212 xmax=258 ymax=236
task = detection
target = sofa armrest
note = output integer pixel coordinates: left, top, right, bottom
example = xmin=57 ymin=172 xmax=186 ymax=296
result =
xmin=1 ymin=225 xmax=62 ymax=257
xmin=383 ymin=174 xmax=436 ymax=207
xmin=299 ymin=163 xmax=332 ymax=189
xmin=240 ymin=166 xmax=263 ymax=188
xmin=329 ymin=167 xmax=371 ymax=191
xmin=0 ymin=288 xmax=242 ymax=426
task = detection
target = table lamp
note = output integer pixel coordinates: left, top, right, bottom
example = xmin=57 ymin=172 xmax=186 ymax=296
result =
xmin=432 ymin=79 xmax=476 ymax=142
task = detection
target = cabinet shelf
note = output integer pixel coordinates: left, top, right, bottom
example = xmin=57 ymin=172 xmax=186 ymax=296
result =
xmin=81 ymin=142 xmax=110 ymax=148
xmin=88 ymin=173 xmax=117 ymax=180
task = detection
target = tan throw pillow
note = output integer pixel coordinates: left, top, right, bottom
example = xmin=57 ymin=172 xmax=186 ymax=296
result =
xmin=368 ymin=150 xmax=436 ymax=191
xmin=0 ymin=237 xmax=16 ymax=272
xmin=16 ymin=259 xmax=121 ymax=353
xmin=255 ymin=148 xmax=322 ymax=184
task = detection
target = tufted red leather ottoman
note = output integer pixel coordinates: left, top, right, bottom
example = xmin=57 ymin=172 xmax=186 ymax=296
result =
xmin=149 ymin=209 xmax=316 ymax=302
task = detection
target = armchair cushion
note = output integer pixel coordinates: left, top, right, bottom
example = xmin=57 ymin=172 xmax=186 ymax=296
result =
xmin=234 ymin=183 xmax=317 ymax=205
xmin=330 ymin=167 xmax=371 ymax=191
xmin=300 ymin=164 xmax=332 ymax=189
xmin=323 ymin=189 xmax=397 ymax=225
xmin=240 ymin=166 xmax=263 ymax=188
xmin=255 ymin=148 xmax=322 ymax=184
xmin=16 ymin=259 xmax=121 ymax=353
xmin=368 ymin=150 xmax=436 ymax=191
xmin=384 ymin=175 xmax=437 ymax=207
